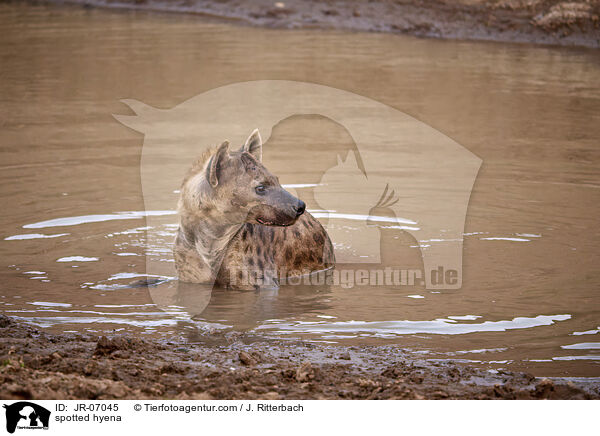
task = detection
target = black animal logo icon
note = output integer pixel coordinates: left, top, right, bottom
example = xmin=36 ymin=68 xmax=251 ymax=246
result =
xmin=3 ymin=402 xmax=50 ymax=434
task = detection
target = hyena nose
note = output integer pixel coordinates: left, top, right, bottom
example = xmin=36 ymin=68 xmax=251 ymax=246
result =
xmin=295 ymin=200 xmax=306 ymax=217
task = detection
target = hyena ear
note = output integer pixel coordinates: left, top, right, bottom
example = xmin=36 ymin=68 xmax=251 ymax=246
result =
xmin=207 ymin=141 xmax=230 ymax=188
xmin=240 ymin=129 xmax=262 ymax=161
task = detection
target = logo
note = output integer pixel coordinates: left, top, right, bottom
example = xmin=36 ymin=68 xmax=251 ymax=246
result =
xmin=115 ymin=80 xmax=480 ymax=286
xmin=3 ymin=402 xmax=50 ymax=434
xmin=114 ymin=80 xmax=481 ymax=317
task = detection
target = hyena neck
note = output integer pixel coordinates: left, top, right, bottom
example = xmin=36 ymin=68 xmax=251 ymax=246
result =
xmin=179 ymin=213 xmax=243 ymax=277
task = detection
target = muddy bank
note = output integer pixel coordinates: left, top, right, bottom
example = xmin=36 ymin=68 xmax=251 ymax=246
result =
xmin=30 ymin=0 xmax=600 ymax=47
xmin=0 ymin=316 xmax=597 ymax=400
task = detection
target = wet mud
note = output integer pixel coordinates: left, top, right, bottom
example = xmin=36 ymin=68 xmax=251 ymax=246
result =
xmin=1 ymin=316 xmax=597 ymax=400
xmin=33 ymin=0 xmax=600 ymax=47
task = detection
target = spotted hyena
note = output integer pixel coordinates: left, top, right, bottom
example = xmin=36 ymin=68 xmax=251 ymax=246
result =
xmin=173 ymin=129 xmax=335 ymax=289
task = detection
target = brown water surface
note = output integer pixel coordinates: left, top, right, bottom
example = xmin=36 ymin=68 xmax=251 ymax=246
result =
xmin=1 ymin=3 xmax=599 ymax=377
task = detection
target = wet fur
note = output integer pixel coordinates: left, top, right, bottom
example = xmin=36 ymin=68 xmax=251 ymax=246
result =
xmin=174 ymin=131 xmax=334 ymax=289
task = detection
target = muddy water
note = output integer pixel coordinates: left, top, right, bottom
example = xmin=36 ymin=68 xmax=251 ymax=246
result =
xmin=1 ymin=3 xmax=599 ymax=377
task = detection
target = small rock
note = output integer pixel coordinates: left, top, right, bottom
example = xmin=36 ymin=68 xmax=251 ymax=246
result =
xmin=261 ymin=391 xmax=280 ymax=400
xmin=534 ymin=378 xmax=555 ymax=398
xmin=410 ymin=374 xmax=424 ymax=384
xmin=94 ymin=336 xmax=135 ymax=356
xmin=83 ymin=362 xmax=95 ymax=376
xmin=111 ymin=350 xmax=131 ymax=359
xmin=338 ymin=352 xmax=351 ymax=360
xmin=239 ymin=351 xmax=258 ymax=366
xmin=0 ymin=315 xmax=11 ymax=328
xmin=357 ymin=378 xmax=379 ymax=388
xmin=296 ymin=361 xmax=315 ymax=382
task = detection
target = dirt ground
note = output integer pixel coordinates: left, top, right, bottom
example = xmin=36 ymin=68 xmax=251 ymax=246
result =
xmin=0 ymin=315 xmax=598 ymax=400
xmin=39 ymin=0 xmax=600 ymax=47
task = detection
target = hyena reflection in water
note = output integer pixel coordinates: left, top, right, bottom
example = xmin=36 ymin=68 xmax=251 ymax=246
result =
xmin=173 ymin=129 xmax=335 ymax=290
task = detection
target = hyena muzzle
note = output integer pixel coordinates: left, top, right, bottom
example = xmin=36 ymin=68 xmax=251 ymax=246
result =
xmin=173 ymin=129 xmax=335 ymax=289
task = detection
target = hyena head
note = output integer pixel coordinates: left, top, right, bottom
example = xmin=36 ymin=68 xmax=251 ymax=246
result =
xmin=180 ymin=129 xmax=305 ymax=226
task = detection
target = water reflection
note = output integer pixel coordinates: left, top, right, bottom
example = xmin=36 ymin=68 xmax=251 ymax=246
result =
xmin=1 ymin=2 xmax=599 ymax=377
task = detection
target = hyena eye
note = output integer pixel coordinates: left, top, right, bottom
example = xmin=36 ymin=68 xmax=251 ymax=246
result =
xmin=255 ymin=185 xmax=267 ymax=195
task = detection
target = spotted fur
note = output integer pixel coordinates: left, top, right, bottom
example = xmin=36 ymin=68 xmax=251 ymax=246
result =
xmin=173 ymin=129 xmax=335 ymax=289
